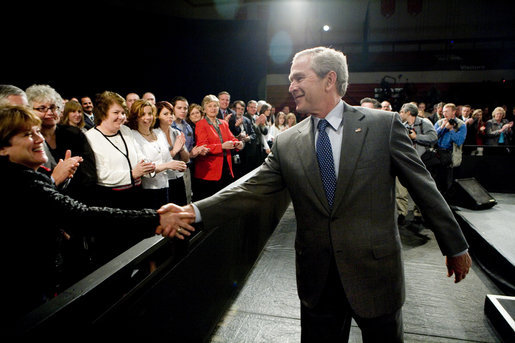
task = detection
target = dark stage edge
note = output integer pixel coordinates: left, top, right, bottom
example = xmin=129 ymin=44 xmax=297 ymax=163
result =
xmin=209 ymin=204 xmax=503 ymax=342
xmin=452 ymin=193 xmax=515 ymax=343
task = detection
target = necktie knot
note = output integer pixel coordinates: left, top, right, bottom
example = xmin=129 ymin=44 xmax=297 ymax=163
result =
xmin=318 ymin=119 xmax=329 ymax=132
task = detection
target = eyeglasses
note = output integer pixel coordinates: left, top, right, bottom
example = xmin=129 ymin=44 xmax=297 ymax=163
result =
xmin=33 ymin=105 xmax=59 ymax=113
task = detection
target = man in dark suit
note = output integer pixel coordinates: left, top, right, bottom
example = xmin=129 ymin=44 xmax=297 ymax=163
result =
xmin=228 ymin=100 xmax=256 ymax=178
xmin=80 ymin=96 xmax=95 ymax=130
xmin=158 ymin=47 xmax=471 ymax=342
xmin=217 ymin=91 xmax=235 ymax=120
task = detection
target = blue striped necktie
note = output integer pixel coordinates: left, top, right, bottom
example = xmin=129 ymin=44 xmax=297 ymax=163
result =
xmin=316 ymin=119 xmax=337 ymax=209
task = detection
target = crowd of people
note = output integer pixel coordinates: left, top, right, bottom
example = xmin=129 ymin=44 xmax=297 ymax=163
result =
xmin=366 ymin=98 xmax=513 ymax=231
xmin=0 ymin=84 xmax=300 ymax=320
xmin=0 ymin=79 xmax=510 ymax=327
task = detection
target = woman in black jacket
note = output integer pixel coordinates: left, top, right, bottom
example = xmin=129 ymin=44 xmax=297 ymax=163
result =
xmin=0 ymin=105 xmax=195 ymax=326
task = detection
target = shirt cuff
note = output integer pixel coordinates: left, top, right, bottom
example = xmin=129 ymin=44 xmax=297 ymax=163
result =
xmin=450 ymin=249 xmax=468 ymax=257
xmin=192 ymin=203 xmax=202 ymax=223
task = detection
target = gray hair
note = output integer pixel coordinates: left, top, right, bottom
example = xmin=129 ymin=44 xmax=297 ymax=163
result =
xmin=401 ymin=103 xmax=418 ymax=116
xmin=293 ymin=47 xmax=349 ymax=96
xmin=25 ymin=84 xmax=62 ymax=109
xmin=0 ymin=84 xmax=27 ymax=106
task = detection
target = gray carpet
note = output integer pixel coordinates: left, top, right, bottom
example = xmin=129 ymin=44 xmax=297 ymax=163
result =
xmin=209 ymin=205 xmax=502 ymax=342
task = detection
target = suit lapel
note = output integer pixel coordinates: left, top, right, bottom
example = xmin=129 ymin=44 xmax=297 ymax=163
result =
xmin=294 ymin=117 xmax=330 ymax=211
xmin=333 ymin=104 xmax=367 ymax=211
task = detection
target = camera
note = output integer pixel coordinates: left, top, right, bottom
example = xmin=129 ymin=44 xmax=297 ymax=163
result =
xmin=448 ymin=118 xmax=457 ymax=126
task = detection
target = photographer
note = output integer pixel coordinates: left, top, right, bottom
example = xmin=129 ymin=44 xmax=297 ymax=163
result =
xmin=434 ymin=103 xmax=467 ymax=195
xmin=397 ymin=103 xmax=438 ymax=227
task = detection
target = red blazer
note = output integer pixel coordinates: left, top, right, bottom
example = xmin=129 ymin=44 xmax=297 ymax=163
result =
xmin=194 ymin=118 xmax=240 ymax=181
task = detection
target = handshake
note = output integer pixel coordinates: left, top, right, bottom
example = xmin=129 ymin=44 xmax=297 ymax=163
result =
xmin=155 ymin=203 xmax=197 ymax=239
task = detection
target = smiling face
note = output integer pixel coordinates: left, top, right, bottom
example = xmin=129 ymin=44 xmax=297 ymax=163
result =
xmin=288 ymin=54 xmax=328 ymax=117
xmin=33 ymin=100 xmax=60 ymax=128
xmin=137 ymin=105 xmax=155 ymax=132
xmin=68 ymin=110 xmax=83 ymax=127
xmin=99 ymin=103 xmax=126 ymax=135
xmin=1 ymin=125 xmax=47 ymax=170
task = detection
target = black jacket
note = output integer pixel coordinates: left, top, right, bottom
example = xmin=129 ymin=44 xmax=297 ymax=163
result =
xmin=0 ymin=157 xmax=158 ymax=324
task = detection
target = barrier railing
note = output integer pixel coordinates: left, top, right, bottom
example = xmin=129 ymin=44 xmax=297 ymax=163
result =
xmin=12 ymin=168 xmax=291 ymax=339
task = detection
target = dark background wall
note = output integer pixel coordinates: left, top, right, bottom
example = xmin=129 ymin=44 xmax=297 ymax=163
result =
xmin=2 ymin=2 xmax=268 ymax=104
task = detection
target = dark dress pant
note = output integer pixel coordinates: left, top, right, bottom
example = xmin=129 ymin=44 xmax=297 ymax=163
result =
xmin=300 ymin=257 xmax=403 ymax=343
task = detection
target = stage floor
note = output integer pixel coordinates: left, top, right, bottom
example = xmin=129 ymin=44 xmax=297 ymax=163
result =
xmin=209 ymin=204 xmax=503 ymax=342
xmin=454 ymin=192 xmax=515 ymax=269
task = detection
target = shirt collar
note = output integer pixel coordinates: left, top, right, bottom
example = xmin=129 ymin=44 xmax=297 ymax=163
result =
xmin=312 ymin=99 xmax=344 ymax=131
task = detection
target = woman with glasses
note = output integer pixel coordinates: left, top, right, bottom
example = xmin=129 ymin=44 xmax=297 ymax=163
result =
xmin=26 ymin=84 xmax=97 ymax=202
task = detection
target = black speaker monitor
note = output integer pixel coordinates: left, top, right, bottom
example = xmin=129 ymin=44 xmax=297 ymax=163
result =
xmin=447 ymin=178 xmax=497 ymax=210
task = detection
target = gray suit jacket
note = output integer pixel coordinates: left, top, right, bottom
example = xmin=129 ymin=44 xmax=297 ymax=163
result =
xmin=195 ymin=102 xmax=468 ymax=318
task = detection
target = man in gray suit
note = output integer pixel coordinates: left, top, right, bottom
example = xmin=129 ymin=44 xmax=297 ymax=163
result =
xmin=158 ymin=47 xmax=472 ymax=342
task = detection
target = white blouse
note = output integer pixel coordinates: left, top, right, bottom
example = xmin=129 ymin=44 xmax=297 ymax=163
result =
xmin=154 ymin=127 xmax=185 ymax=180
xmin=132 ymin=129 xmax=171 ymax=190
xmin=85 ymin=125 xmax=143 ymax=188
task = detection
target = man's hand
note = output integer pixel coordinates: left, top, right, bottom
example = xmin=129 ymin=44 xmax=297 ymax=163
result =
xmin=446 ymin=252 xmax=472 ymax=283
xmin=155 ymin=203 xmax=196 ymax=239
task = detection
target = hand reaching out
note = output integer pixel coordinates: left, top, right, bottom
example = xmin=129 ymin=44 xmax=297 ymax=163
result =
xmin=155 ymin=203 xmax=196 ymax=239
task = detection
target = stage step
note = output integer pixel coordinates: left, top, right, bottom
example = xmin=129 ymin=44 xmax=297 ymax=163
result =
xmin=484 ymin=294 xmax=515 ymax=342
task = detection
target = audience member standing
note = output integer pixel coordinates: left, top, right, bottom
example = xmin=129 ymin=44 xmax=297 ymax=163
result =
xmin=85 ymin=91 xmax=156 ymax=264
xmin=142 ymin=92 xmax=156 ymax=105
xmin=26 ymin=85 xmax=95 ymax=199
xmin=434 ymin=103 xmax=466 ymax=195
xmin=217 ymin=91 xmax=235 ymax=120
xmin=154 ymin=101 xmax=191 ymax=206
xmin=126 ymin=92 xmax=140 ymax=110
xmin=193 ymin=94 xmax=243 ymax=201
xmin=485 ymin=106 xmax=513 ymax=148
xmin=60 ymin=100 xmax=87 ymax=133
xmin=228 ymin=100 xmax=255 ymax=178
xmin=81 ymin=96 xmax=95 ymax=130
xmin=0 ymin=84 xmax=28 ymax=106
xmin=398 ymin=102 xmax=438 ymax=227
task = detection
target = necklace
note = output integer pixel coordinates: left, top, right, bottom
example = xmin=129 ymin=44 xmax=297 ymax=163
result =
xmin=139 ymin=130 xmax=153 ymax=136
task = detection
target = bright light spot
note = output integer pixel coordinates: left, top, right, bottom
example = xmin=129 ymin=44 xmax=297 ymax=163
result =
xmin=323 ymin=25 xmax=330 ymax=32
xmin=269 ymin=31 xmax=293 ymax=65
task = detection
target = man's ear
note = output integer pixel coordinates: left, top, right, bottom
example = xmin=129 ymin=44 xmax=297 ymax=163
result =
xmin=325 ymin=71 xmax=337 ymax=91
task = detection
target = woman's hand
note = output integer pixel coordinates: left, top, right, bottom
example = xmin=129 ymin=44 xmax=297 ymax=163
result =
xmin=222 ymin=141 xmax=235 ymax=149
xmin=132 ymin=160 xmax=155 ymax=178
xmin=52 ymin=150 xmax=83 ymax=186
xmin=168 ymin=160 xmax=187 ymax=172
xmin=171 ymin=132 xmax=186 ymax=156
xmin=190 ymin=144 xmax=209 ymax=158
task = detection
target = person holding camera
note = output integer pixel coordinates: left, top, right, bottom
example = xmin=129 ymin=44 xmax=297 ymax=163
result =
xmin=434 ymin=103 xmax=467 ymax=195
xmin=397 ymin=103 xmax=438 ymax=227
